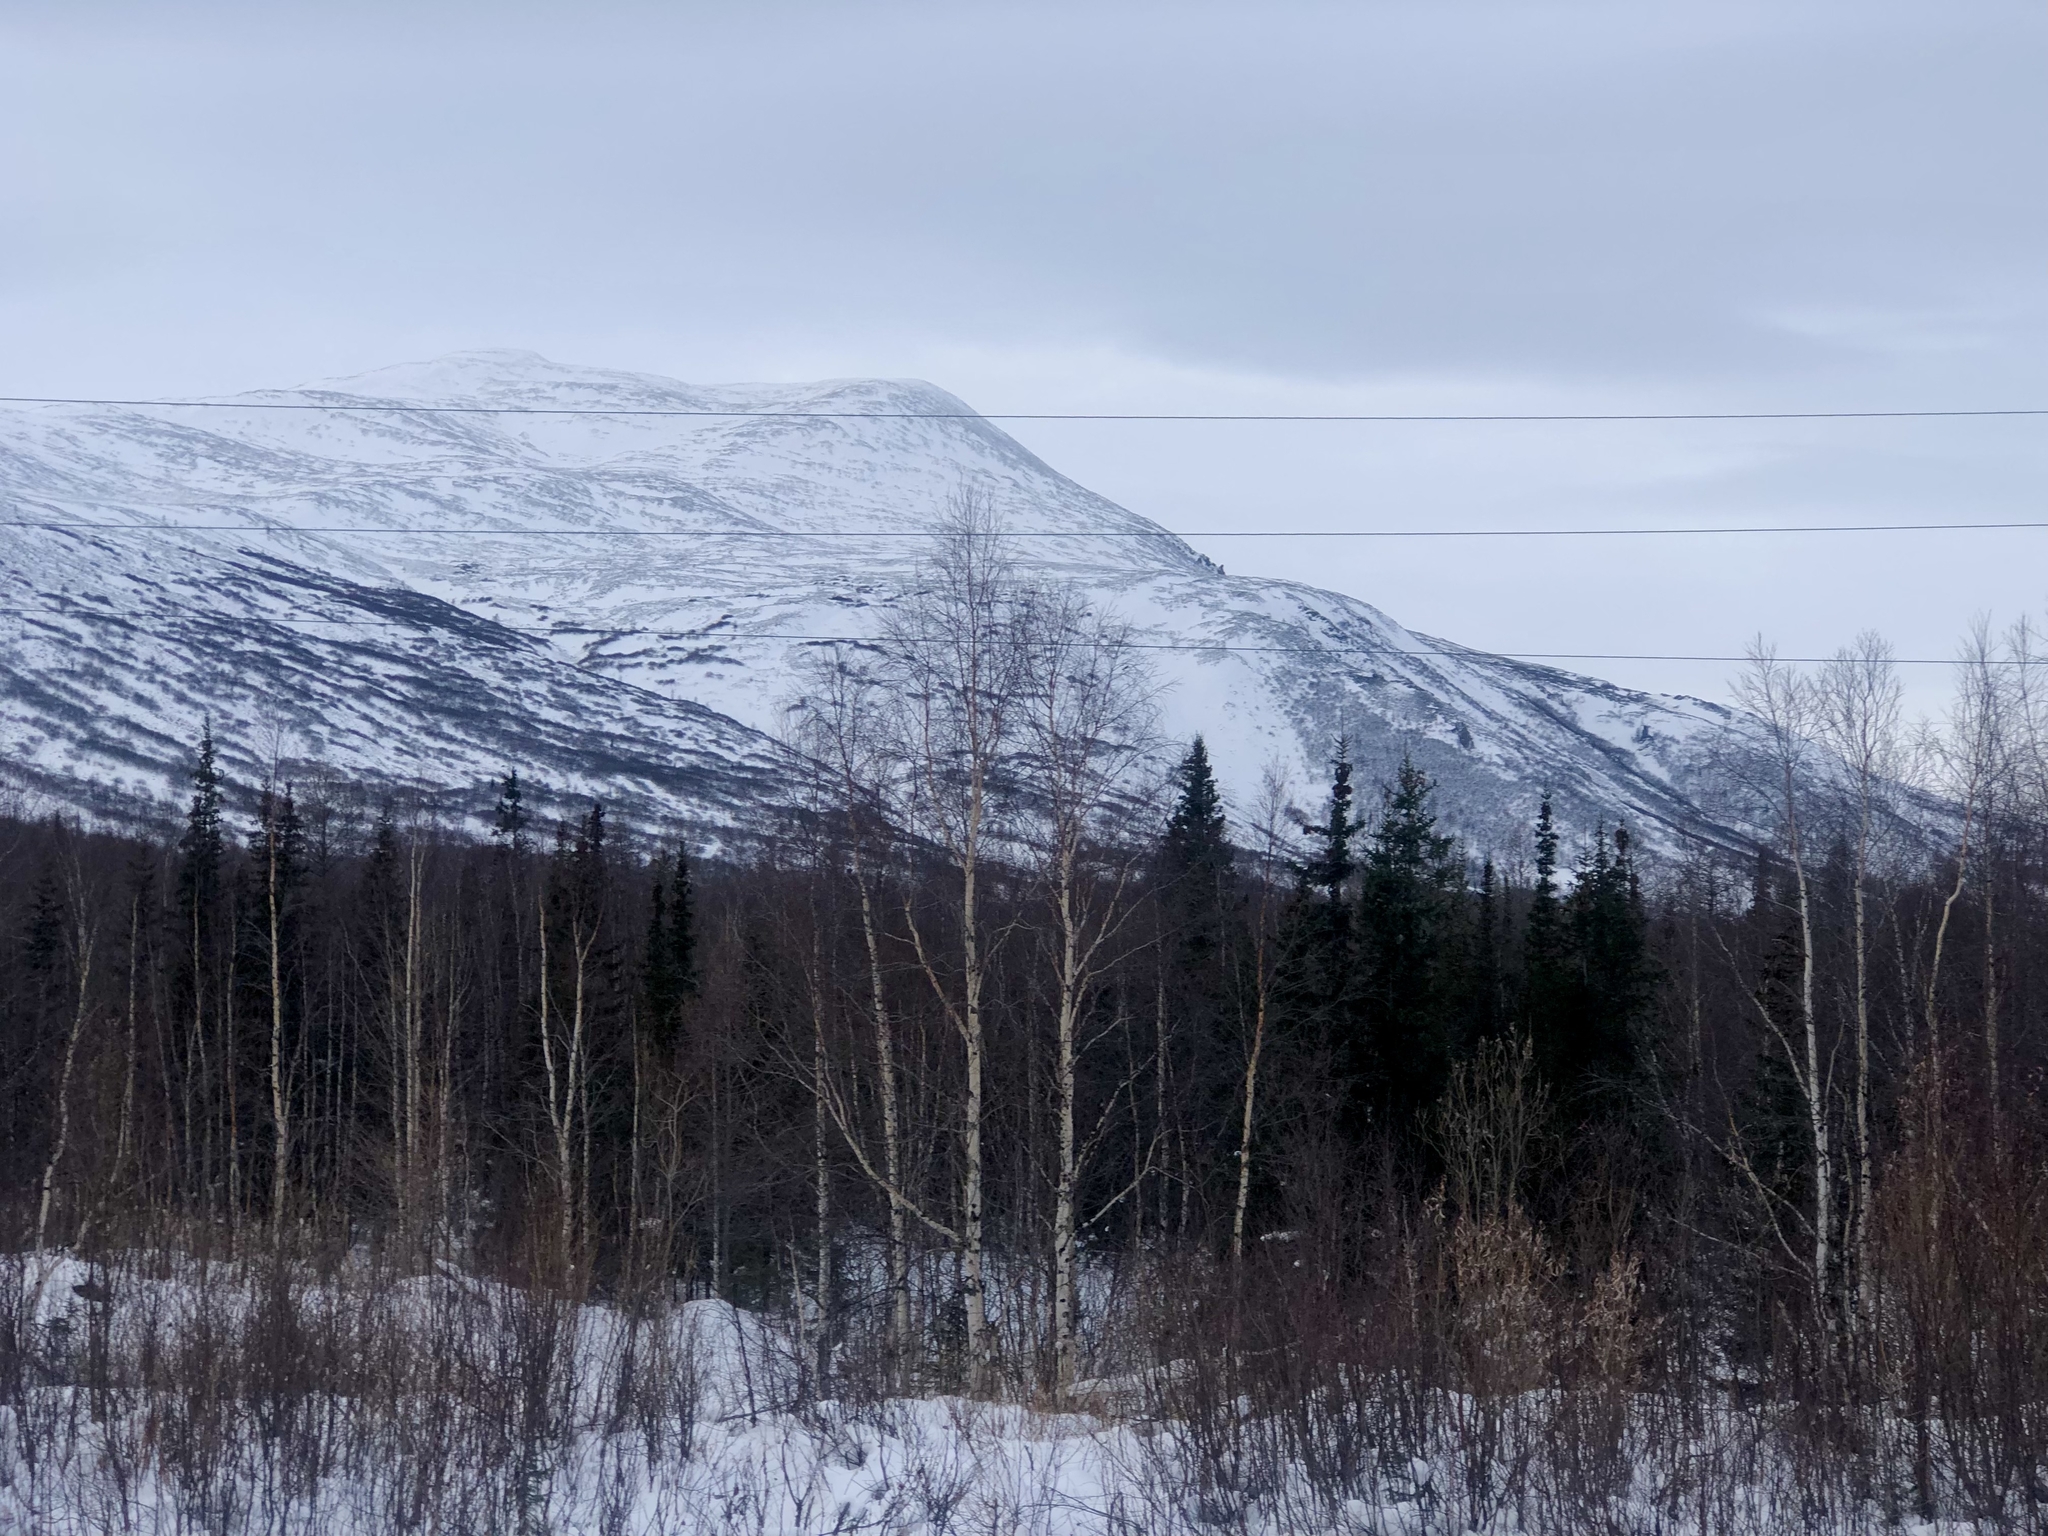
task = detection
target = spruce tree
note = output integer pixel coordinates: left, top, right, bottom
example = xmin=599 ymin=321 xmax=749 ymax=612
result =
xmin=353 ymin=801 xmax=408 ymax=1138
xmin=21 ymin=857 xmax=66 ymax=1036
xmin=359 ymin=801 xmax=404 ymax=977
xmin=1299 ymin=739 xmax=1362 ymax=903
xmin=549 ymin=802 xmax=614 ymax=959
xmin=482 ymin=772 xmax=530 ymax=1145
xmin=1155 ymin=737 xmax=1239 ymax=1228
xmin=1522 ymin=791 xmax=1571 ymax=1081
xmin=1522 ymin=800 xmax=1654 ymax=1135
xmin=570 ymin=802 xmax=607 ymax=910
xmin=175 ymin=724 xmax=228 ymax=1188
xmin=1163 ymin=738 xmax=1228 ymax=868
xmin=178 ymin=724 xmax=226 ymax=928
xmin=540 ymin=801 xmax=632 ymax=1236
xmin=642 ymin=842 xmax=699 ymax=1053
xmin=1277 ymin=740 xmax=1367 ymax=1138
xmin=1473 ymin=857 xmax=1504 ymax=1043
xmin=492 ymin=770 xmax=529 ymax=856
xmin=23 ymin=857 xmax=64 ymax=980
xmin=249 ymin=783 xmax=306 ymax=1220
xmin=1357 ymin=755 xmax=1462 ymax=1133
xmin=1160 ymin=737 xmax=1234 ymax=970
xmin=1565 ymin=823 xmax=1652 ymax=1102
xmin=251 ymin=786 xmax=306 ymax=888
xmin=9 ymin=858 xmax=67 ymax=1185
xmin=1730 ymin=849 xmax=1812 ymax=1327
xmin=249 ymin=785 xmax=306 ymax=952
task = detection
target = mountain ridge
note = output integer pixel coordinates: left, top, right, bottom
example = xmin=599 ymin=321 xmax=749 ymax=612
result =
xmin=1 ymin=351 xmax=1760 ymax=855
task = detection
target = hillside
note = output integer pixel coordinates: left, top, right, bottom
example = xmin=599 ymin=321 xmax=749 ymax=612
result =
xmin=0 ymin=351 xmax=1757 ymax=850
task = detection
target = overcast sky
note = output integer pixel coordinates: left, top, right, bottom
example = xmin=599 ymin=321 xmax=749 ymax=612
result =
xmin=4 ymin=0 xmax=2043 ymax=717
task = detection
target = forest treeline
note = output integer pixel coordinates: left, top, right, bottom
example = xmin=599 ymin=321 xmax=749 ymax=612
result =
xmin=3 ymin=510 xmax=2046 ymax=1530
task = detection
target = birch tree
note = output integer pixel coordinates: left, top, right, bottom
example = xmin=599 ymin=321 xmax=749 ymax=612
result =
xmin=882 ymin=491 xmax=1027 ymax=1394
xmin=1019 ymin=584 xmax=1159 ymax=1399
xmin=790 ymin=648 xmax=917 ymax=1380
xmin=537 ymin=806 xmax=608 ymax=1259
xmin=1922 ymin=626 xmax=1999 ymax=1082
xmin=1230 ymin=766 xmax=1293 ymax=1262
xmin=1733 ymin=642 xmax=1833 ymax=1331
xmin=35 ymin=835 xmax=97 ymax=1253
xmin=1815 ymin=633 xmax=1901 ymax=1332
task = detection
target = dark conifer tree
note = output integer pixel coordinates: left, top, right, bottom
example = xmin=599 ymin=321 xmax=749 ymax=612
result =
xmin=542 ymin=801 xmax=635 ymax=1237
xmin=558 ymin=802 xmax=609 ymax=920
xmin=642 ymin=843 xmax=699 ymax=1054
xmin=492 ymin=770 xmax=530 ymax=855
xmin=22 ymin=855 xmax=64 ymax=984
xmin=1741 ymin=846 xmax=1807 ymax=1188
xmin=357 ymin=803 xmax=404 ymax=990
xmin=1523 ymin=792 xmax=1572 ymax=1087
xmin=1155 ymin=737 xmax=1239 ymax=1232
xmin=114 ymin=845 xmax=159 ymax=1194
xmin=245 ymin=783 xmax=307 ymax=1209
xmin=1726 ymin=850 xmax=1813 ymax=1361
xmin=1357 ymin=755 xmax=1463 ymax=1134
xmin=347 ymin=802 xmax=420 ymax=1197
xmin=1160 ymin=737 xmax=1234 ymax=971
xmin=1473 ymin=857 xmax=1506 ymax=1044
xmin=1278 ymin=740 xmax=1367 ymax=1138
xmin=174 ymin=725 xmax=230 ymax=1206
xmin=250 ymin=787 xmax=307 ymax=910
xmin=482 ymin=772 xmax=532 ymax=1156
xmin=1522 ymin=801 xmax=1655 ymax=1139
xmin=177 ymin=725 xmax=226 ymax=941
xmin=1162 ymin=739 xmax=1229 ymax=901
xmin=1299 ymin=739 xmax=1362 ymax=905
xmin=1564 ymin=823 xmax=1653 ymax=1105
xmin=4 ymin=856 xmax=68 ymax=1192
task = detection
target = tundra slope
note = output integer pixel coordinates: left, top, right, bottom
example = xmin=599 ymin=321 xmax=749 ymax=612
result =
xmin=0 ymin=351 xmax=1757 ymax=850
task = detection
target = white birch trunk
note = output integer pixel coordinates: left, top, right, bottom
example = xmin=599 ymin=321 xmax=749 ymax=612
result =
xmin=266 ymin=803 xmax=291 ymax=1228
xmin=37 ymin=897 xmax=95 ymax=1252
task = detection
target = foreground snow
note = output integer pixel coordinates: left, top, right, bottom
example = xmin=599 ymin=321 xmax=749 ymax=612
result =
xmin=0 ymin=1251 xmax=2011 ymax=1534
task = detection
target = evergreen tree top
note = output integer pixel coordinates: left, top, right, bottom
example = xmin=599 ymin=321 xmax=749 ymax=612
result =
xmin=179 ymin=723 xmax=227 ymax=890
xmin=643 ymin=841 xmax=700 ymax=1042
xmin=1370 ymin=753 xmax=1459 ymax=883
xmin=550 ymin=799 xmax=611 ymax=921
xmin=1297 ymin=737 xmax=1366 ymax=899
xmin=184 ymin=726 xmax=222 ymax=825
xmin=1532 ymin=792 xmax=1560 ymax=900
xmin=492 ymin=769 xmax=530 ymax=853
xmin=1163 ymin=737 xmax=1228 ymax=870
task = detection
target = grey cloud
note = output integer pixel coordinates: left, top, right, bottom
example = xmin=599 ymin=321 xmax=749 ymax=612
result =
xmin=0 ymin=0 xmax=2039 ymax=721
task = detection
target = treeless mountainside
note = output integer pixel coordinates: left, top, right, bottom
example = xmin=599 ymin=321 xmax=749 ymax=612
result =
xmin=1 ymin=350 xmax=1756 ymax=848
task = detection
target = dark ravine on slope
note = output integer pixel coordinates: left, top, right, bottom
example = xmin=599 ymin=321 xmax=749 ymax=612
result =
xmin=1 ymin=351 xmax=1768 ymax=853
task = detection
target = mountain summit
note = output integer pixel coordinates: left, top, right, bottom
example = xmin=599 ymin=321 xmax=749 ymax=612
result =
xmin=1 ymin=352 xmax=1752 ymax=849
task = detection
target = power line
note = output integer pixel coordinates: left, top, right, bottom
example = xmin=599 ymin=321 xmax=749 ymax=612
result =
xmin=2 ymin=394 xmax=2045 ymax=422
xmin=0 ymin=605 xmax=2011 ymax=664
xmin=7 ymin=519 xmax=2043 ymax=539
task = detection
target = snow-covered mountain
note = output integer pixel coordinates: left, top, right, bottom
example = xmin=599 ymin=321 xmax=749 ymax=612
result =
xmin=0 ymin=350 xmax=1758 ymax=852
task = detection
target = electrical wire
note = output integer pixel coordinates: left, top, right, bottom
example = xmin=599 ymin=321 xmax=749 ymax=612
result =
xmin=5 ymin=520 xmax=2042 ymax=539
xmin=2 ymin=395 xmax=2044 ymax=422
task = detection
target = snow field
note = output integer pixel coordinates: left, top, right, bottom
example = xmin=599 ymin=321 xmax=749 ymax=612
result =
xmin=1 ymin=1247 xmax=2016 ymax=1534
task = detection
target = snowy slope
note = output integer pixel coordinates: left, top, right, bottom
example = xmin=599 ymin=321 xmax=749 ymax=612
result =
xmin=0 ymin=351 xmax=1758 ymax=850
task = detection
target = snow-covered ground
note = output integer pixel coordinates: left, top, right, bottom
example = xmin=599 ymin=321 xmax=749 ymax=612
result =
xmin=0 ymin=1249 xmax=2006 ymax=1535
